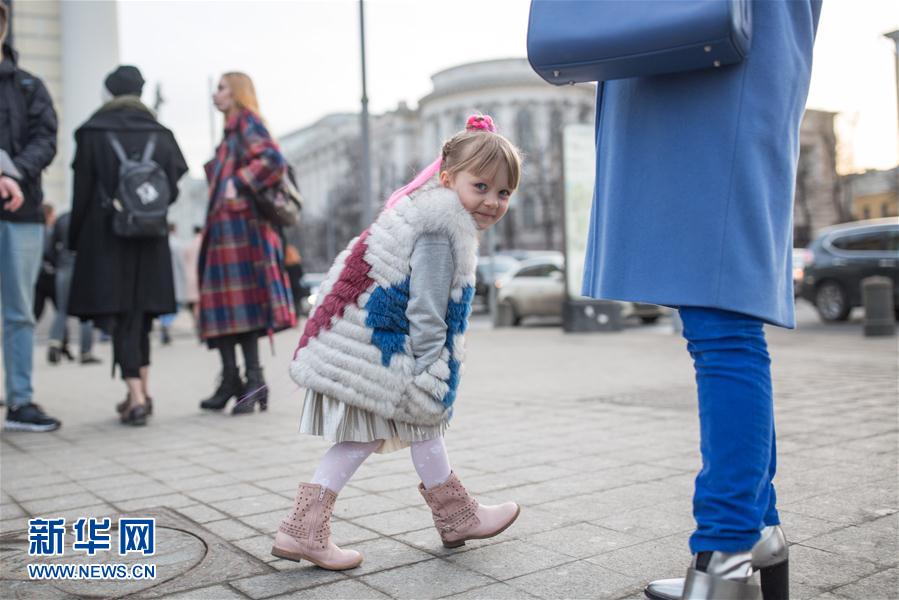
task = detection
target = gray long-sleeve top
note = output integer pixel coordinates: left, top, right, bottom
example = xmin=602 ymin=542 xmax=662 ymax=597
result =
xmin=407 ymin=232 xmax=455 ymax=375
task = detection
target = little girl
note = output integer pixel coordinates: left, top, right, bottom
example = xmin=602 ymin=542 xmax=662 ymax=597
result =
xmin=271 ymin=115 xmax=522 ymax=570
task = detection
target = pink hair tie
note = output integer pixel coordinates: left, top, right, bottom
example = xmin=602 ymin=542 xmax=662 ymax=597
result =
xmin=466 ymin=114 xmax=497 ymax=133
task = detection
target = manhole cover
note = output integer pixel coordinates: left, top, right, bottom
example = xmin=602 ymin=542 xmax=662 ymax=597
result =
xmin=1 ymin=523 xmax=204 ymax=598
xmin=0 ymin=507 xmax=271 ymax=599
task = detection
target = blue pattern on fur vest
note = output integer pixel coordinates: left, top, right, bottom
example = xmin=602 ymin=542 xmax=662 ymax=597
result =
xmin=290 ymin=182 xmax=480 ymax=427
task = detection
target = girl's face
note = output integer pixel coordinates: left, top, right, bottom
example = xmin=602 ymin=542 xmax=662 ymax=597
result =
xmin=440 ymin=164 xmax=513 ymax=231
xmin=213 ymin=78 xmax=234 ymax=114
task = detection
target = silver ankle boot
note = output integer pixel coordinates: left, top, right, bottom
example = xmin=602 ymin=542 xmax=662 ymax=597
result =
xmin=644 ymin=526 xmax=788 ymax=600
xmin=682 ymin=551 xmax=758 ymax=599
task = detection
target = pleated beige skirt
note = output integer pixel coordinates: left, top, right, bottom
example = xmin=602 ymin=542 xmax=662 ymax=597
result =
xmin=298 ymin=389 xmax=447 ymax=454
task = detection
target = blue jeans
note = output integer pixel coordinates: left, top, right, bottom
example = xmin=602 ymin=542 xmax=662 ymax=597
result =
xmin=680 ymin=307 xmax=780 ymax=554
xmin=0 ymin=221 xmax=43 ymax=409
xmin=49 ymin=256 xmax=94 ymax=355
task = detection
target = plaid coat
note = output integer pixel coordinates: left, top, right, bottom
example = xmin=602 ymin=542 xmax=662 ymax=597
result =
xmin=199 ymin=109 xmax=296 ymax=343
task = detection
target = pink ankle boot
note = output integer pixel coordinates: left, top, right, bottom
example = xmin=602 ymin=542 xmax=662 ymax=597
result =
xmin=271 ymin=482 xmax=363 ymax=570
xmin=419 ymin=471 xmax=521 ymax=548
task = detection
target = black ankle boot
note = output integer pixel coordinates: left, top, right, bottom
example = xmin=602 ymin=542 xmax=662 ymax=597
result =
xmin=200 ymin=368 xmax=243 ymax=411
xmin=47 ymin=345 xmax=61 ymax=364
xmin=232 ymin=367 xmax=267 ymax=415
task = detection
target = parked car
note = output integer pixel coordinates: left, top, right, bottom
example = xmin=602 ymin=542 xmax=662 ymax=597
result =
xmin=798 ymin=218 xmax=899 ymax=322
xmin=496 ymin=255 xmax=566 ymax=324
xmin=475 ymin=255 xmax=520 ymax=306
xmin=298 ymin=272 xmax=327 ymax=316
xmin=495 ymin=254 xmax=664 ymax=325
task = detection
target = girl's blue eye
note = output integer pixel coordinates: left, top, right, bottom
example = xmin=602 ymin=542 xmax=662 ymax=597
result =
xmin=499 ymin=190 xmax=511 ymax=198
xmin=475 ymin=183 xmax=487 ymax=192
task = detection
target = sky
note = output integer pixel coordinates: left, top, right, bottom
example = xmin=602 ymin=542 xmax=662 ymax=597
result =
xmin=117 ymin=0 xmax=899 ymax=176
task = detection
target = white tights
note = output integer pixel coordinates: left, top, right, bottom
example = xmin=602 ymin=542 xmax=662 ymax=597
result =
xmin=310 ymin=437 xmax=452 ymax=493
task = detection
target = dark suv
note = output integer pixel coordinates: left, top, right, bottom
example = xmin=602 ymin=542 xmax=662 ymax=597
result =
xmin=799 ymin=218 xmax=899 ymax=322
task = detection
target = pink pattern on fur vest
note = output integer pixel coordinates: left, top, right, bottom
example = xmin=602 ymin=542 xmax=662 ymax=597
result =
xmin=295 ymin=230 xmax=373 ymax=356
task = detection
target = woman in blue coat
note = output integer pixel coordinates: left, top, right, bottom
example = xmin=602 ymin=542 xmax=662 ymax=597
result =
xmin=581 ymin=2 xmax=822 ymax=599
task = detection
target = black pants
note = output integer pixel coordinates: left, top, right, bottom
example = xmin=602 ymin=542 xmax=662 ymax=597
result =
xmin=212 ymin=331 xmax=261 ymax=372
xmin=112 ymin=312 xmax=152 ymax=379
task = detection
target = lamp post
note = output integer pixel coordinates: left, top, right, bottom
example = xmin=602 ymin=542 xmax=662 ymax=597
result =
xmin=359 ymin=0 xmax=373 ymax=229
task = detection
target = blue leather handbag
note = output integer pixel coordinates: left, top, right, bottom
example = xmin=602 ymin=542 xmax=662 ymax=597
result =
xmin=527 ymin=0 xmax=752 ymax=85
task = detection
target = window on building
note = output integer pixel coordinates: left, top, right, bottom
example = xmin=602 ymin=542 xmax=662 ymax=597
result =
xmin=863 ymin=206 xmax=871 ymax=219
xmin=883 ymin=203 xmax=892 ymax=217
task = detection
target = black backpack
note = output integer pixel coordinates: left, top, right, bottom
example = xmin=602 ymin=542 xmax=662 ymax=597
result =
xmin=104 ymin=132 xmax=171 ymax=238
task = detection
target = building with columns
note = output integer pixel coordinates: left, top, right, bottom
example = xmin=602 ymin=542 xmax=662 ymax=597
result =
xmin=281 ymin=58 xmax=596 ymax=271
xmin=7 ymin=0 xmax=120 ymax=210
xmin=418 ymin=59 xmax=595 ymax=251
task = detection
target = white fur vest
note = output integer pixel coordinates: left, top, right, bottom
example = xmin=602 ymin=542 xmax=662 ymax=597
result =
xmin=290 ymin=183 xmax=479 ymax=426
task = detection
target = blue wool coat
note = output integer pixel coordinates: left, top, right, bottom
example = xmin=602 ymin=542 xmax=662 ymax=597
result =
xmin=582 ymin=0 xmax=822 ymax=328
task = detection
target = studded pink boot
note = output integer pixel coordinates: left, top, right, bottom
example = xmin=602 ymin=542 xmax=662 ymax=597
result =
xmin=271 ymin=483 xmax=363 ymax=570
xmin=419 ymin=471 xmax=521 ymax=548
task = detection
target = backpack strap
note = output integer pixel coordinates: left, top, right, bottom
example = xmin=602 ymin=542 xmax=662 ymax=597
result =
xmin=105 ymin=132 xmax=128 ymax=163
xmin=141 ymin=134 xmax=158 ymax=163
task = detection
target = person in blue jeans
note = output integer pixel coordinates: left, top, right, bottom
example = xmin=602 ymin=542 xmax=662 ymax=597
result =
xmin=47 ymin=211 xmax=99 ymax=365
xmin=578 ymin=1 xmax=822 ymax=598
xmin=0 ymin=2 xmax=62 ymax=432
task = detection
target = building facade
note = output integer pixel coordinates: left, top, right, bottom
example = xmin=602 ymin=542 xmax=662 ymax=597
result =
xmin=281 ymin=58 xmax=596 ymax=272
xmin=842 ymin=167 xmax=899 ymax=221
xmin=794 ymin=109 xmax=847 ymax=247
xmin=8 ymin=0 xmax=120 ymax=210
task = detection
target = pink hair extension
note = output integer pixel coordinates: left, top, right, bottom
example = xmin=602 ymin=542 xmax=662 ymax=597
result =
xmin=383 ymin=156 xmax=443 ymax=211
xmin=381 ymin=113 xmax=498 ymax=213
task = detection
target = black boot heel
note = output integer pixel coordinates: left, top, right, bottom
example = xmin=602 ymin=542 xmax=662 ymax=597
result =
xmin=759 ymin=559 xmax=788 ymax=600
xmin=200 ymin=368 xmax=243 ymax=411
xmin=233 ymin=367 xmax=267 ymax=415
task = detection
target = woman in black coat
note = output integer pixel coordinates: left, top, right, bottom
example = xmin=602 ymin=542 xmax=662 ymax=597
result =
xmin=68 ymin=66 xmax=188 ymax=425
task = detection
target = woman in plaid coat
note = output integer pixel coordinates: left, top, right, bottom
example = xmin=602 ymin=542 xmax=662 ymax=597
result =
xmin=198 ymin=72 xmax=295 ymax=415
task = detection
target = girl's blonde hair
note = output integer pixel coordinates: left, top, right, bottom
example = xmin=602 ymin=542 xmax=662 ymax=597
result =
xmin=383 ymin=114 xmax=522 ymax=211
xmin=222 ymin=72 xmax=261 ymax=116
xmin=441 ymin=129 xmax=521 ymax=191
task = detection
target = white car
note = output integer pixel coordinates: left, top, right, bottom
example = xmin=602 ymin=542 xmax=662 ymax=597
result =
xmin=495 ymin=254 xmax=665 ymax=326
xmin=495 ymin=255 xmax=566 ymax=325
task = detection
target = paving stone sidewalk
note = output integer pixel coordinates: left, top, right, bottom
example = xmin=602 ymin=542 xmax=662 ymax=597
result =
xmin=1 ymin=304 xmax=896 ymax=599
